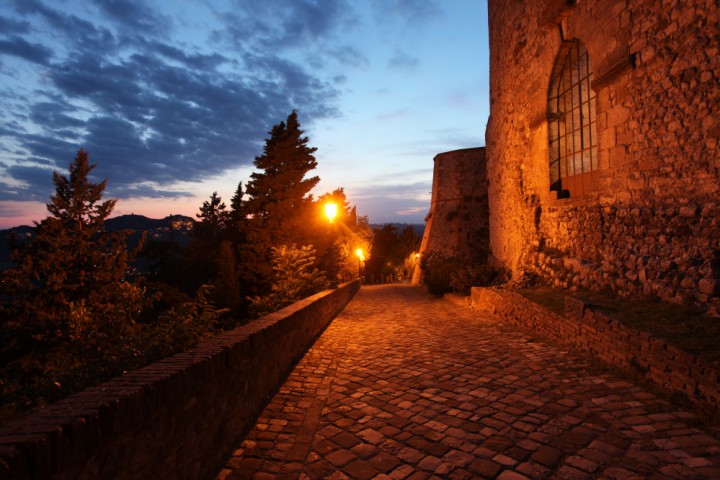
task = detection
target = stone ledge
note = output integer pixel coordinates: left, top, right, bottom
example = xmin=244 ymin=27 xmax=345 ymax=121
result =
xmin=0 ymin=280 xmax=361 ymax=480
xmin=471 ymin=286 xmax=720 ymax=409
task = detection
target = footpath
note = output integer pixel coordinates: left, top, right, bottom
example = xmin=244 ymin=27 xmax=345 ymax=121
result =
xmin=216 ymin=284 xmax=720 ymax=479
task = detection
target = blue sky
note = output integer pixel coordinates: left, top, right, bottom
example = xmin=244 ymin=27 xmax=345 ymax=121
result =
xmin=0 ymin=0 xmax=489 ymax=228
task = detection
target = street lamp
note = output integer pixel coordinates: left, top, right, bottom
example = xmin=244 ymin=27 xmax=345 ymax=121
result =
xmin=355 ymin=248 xmax=365 ymax=278
xmin=324 ymin=202 xmax=338 ymax=223
xmin=323 ymin=202 xmax=339 ymax=287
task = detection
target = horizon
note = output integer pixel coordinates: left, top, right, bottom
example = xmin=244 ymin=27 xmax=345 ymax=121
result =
xmin=0 ymin=210 xmax=429 ymax=230
xmin=0 ymin=1 xmax=489 ymax=229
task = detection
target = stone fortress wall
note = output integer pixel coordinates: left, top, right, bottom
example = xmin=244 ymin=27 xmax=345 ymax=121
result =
xmin=413 ymin=148 xmax=489 ymax=284
xmin=484 ymin=0 xmax=719 ymax=313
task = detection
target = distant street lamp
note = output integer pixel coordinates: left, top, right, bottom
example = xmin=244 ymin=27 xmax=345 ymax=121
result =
xmin=355 ymin=248 xmax=365 ymax=278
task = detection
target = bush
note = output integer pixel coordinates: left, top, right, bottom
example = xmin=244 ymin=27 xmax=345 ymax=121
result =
xmin=420 ymin=251 xmax=458 ymax=296
xmin=450 ymin=263 xmax=510 ymax=295
xmin=420 ymin=251 xmax=509 ymax=296
xmin=249 ymin=244 xmax=329 ymax=317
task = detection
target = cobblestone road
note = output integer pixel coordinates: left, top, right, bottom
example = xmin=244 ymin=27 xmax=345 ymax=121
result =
xmin=216 ymin=284 xmax=720 ymax=479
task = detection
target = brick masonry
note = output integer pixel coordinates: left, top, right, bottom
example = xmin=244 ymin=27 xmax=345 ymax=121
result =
xmin=485 ymin=0 xmax=720 ymax=313
xmin=471 ymin=286 xmax=720 ymax=409
xmin=0 ymin=280 xmax=360 ymax=480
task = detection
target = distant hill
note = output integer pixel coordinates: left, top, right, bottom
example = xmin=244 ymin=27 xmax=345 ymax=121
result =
xmin=0 ymin=214 xmax=196 ymax=270
xmin=370 ymin=223 xmax=425 ymax=238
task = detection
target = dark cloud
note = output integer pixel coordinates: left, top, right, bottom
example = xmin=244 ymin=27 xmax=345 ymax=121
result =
xmin=0 ymin=15 xmax=31 ymax=34
xmin=388 ymin=51 xmax=419 ymax=70
xmin=9 ymin=0 xmax=119 ymax=54
xmin=371 ymin=0 xmax=442 ymax=24
xmin=0 ymin=35 xmax=52 ymax=64
xmin=216 ymin=0 xmax=352 ymax=50
xmin=29 ymin=101 xmax=86 ymax=131
xmin=92 ymin=0 xmax=170 ymax=36
xmin=0 ymin=0 xmax=345 ymax=202
xmin=7 ymin=165 xmax=53 ymax=192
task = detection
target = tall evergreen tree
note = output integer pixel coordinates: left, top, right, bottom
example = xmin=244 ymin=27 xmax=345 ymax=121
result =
xmin=193 ymin=191 xmax=230 ymax=245
xmin=1 ymin=150 xmax=135 ymax=334
xmin=0 ymin=150 xmax=142 ymax=402
xmin=240 ymin=111 xmax=320 ymax=293
xmin=182 ymin=192 xmax=231 ymax=291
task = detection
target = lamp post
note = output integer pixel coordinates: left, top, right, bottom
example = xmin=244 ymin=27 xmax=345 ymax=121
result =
xmin=355 ymin=248 xmax=365 ymax=279
xmin=324 ymin=202 xmax=339 ymax=287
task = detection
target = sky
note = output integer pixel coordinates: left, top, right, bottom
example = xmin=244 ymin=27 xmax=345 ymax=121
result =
xmin=0 ymin=0 xmax=490 ymax=229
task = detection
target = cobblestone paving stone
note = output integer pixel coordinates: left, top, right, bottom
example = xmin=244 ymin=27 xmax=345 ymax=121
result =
xmin=216 ymin=284 xmax=720 ymax=479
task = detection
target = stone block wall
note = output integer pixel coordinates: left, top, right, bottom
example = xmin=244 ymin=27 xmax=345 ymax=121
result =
xmin=417 ymin=147 xmax=489 ymax=260
xmin=471 ymin=287 xmax=720 ymax=408
xmin=486 ymin=0 xmax=720 ymax=312
xmin=0 ymin=280 xmax=360 ymax=480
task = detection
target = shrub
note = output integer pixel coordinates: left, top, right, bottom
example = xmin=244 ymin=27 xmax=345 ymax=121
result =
xmin=421 ymin=251 xmax=509 ymax=297
xmin=249 ymin=244 xmax=329 ymax=317
xmin=420 ymin=251 xmax=458 ymax=296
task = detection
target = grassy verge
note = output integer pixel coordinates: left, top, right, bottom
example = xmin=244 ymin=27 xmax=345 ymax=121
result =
xmin=516 ymin=287 xmax=720 ymax=363
xmin=515 ymin=286 xmax=720 ymax=434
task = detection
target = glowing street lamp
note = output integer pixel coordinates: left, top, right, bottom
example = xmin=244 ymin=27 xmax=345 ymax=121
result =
xmin=355 ymin=248 xmax=365 ymax=277
xmin=324 ymin=202 xmax=338 ymax=223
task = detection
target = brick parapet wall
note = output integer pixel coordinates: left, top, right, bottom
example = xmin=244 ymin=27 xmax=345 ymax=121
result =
xmin=471 ymin=287 xmax=720 ymax=409
xmin=0 ymin=280 xmax=360 ymax=480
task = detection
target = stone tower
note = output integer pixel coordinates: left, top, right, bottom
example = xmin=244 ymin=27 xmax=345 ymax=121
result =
xmin=412 ymin=147 xmax=489 ymax=284
xmin=486 ymin=0 xmax=719 ymax=312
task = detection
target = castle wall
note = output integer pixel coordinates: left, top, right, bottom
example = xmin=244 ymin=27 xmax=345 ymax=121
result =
xmin=420 ymin=147 xmax=489 ymax=259
xmin=486 ymin=0 xmax=719 ymax=312
xmin=413 ymin=148 xmax=489 ymax=284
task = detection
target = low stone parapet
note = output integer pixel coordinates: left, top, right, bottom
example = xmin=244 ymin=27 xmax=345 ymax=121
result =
xmin=0 ymin=280 xmax=360 ymax=480
xmin=471 ymin=287 xmax=720 ymax=409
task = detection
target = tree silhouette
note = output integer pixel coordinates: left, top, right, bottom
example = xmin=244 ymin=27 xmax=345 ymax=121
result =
xmin=2 ymin=150 xmax=137 ymax=336
xmin=0 ymin=150 xmax=142 ymax=407
xmin=240 ymin=111 xmax=320 ymax=293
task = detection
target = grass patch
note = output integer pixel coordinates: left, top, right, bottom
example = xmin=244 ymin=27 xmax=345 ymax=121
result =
xmin=516 ymin=287 xmax=720 ymax=363
xmin=516 ymin=287 xmax=565 ymax=316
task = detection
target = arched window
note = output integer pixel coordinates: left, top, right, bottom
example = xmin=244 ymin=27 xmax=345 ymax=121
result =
xmin=548 ymin=39 xmax=597 ymax=198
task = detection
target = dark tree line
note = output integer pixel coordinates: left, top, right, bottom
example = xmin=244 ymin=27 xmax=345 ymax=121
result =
xmin=364 ymin=224 xmax=421 ymax=282
xmin=0 ymin=111 xmax=370 ymax=422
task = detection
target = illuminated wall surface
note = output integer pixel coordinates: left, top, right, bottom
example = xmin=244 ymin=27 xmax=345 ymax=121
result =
xmin=419 ymin=147 xmax=489 ymax=262
xmin=484 ymin=0 xmax=719 ymax=313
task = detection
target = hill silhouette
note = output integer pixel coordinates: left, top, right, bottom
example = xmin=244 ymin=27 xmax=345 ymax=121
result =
xmin=0 ymin=214 xmax=195 ymax=269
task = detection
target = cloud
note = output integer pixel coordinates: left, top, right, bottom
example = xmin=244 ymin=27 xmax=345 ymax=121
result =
xmin=0 ymin=35 xmax=52 ymax=64
xmin=92 ymin=0 xmax=170 ymax=36
xmin=0 ymin=14 xmax=30 ymax=34
xmin=214 ymin=0 xmax=353 ymax=51
xmin=370 ymin=0 xmax=442 ymax=25
xmin=388 ymin=50 xmax=419 ymax=71
xmin=395 ymin=206 xmax=427 ymax=216
xmin=0 ymin=0 xmax=343 ymax=202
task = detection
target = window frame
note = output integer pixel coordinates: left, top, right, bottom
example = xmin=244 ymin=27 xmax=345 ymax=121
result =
xmin=548 ymin=39 xmax=598 ymax=199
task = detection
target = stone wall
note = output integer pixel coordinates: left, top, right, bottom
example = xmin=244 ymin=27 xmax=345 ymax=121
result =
xmin=471 ymin=287 xmax=720 ymax=409
xmin=485 ymin=0 xmax=720 ymax=312
xmin=413 ymin=148 xmax=489 ymax=284
xmin=0 ymin=280 xmax=360 ymax=480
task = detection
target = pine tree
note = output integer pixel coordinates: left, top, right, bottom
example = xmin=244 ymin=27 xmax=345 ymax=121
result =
xmin=2 ymin=150 xmax=135 ymax=336
xmin=240 ymin=111 xmax=320 ymax=293
xmin=193 ymin=191 xmax=230 ymax=244
xmin=0 ymin=150 xmax=142 ymax=404
xmin=183 ymin=192 xmax=231 ymax=291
